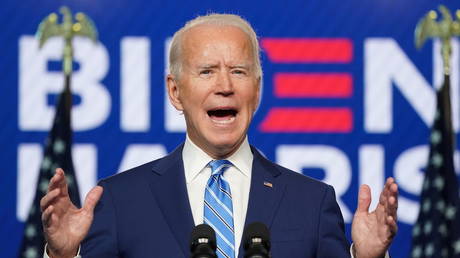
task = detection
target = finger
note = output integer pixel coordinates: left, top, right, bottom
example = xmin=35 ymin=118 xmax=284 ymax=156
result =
xmin=385 ymin=178 xmax=395 ymax=197
xmin=83 ymin=186 xmax=103 ymax=215
xmin=379 ymin=177 xmax=393 ymax=205
xmin=386 ymin=177 xmax=394 ymax=185
xmin=356 ymin=184 xmax=371 ymax=213
xmin=387 ymin=184 xmax=399 ymax=217
xmin=54 ymin=168 xmax=70 ymax=198
xmin=379 ymin=178 xmax=397 ymax=210
xmin=41 ymin=205 xmax=54 ymax=228
xmin=47 ymin=169 xmax=64 ymax=193
xmin=40 ymin=188 xmax=60 ymax=212
xmin=386 ymin=215 xmax=396 ymax=227
xmin=381 ymin=179 xmax=398 ymax=205
xmin=389 ymin=181 xmax=398 ymax=196
xmin=387 ymin=196 xmax=397 ymax=211
xmin=386 ymin=215 xmax=398 ymax=236
xmin=47 ymin=168 xmax=69 ymax=195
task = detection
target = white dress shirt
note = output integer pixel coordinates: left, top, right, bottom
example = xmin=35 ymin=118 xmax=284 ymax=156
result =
xmin=183 ymin=135 xmax=252 ymax=258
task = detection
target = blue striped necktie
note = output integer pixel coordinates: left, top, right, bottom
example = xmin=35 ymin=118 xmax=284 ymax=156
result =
xmin=204 ymin=160 xmax=235 ymax=258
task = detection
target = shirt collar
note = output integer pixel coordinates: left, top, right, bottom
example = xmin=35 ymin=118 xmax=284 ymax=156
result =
xmin=183 ymin=135 xmax=253 ymax=184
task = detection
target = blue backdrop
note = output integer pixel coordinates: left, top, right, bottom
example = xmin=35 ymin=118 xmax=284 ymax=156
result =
xmin=1 ymin=0 xmax=460 ymax=257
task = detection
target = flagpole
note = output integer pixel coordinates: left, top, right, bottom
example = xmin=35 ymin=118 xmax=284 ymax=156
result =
xmin=410 ymin=5 xmax=460 ymax=258
xmin=440 ymin=73 xmax=454 ymax=148
xmin=18 ymin=7 xmax=98 ymax=258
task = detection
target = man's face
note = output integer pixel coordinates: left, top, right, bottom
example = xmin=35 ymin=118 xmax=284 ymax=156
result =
xmin=167 ymin=24 xmax=260 ymax=159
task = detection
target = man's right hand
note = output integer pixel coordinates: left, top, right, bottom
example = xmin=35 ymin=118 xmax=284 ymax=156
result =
xmin=40 ymin=168 xmax=103 ymax=258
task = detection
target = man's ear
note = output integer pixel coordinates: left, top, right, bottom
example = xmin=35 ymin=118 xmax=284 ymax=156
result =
xmin=166 ymin=74 xmax=184 ymax=111
xmin=254 ymin=76 xmax=262 ymax=111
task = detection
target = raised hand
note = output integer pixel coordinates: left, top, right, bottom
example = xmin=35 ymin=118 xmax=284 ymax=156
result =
xmin=351 ymin=177 xmax=398 ymax=258
xmin=40 ymin=168 xmax=103 ymax=258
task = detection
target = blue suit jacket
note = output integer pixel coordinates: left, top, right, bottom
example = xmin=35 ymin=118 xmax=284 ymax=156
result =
xmin=81 ymin=144 xmax=350 ymax=257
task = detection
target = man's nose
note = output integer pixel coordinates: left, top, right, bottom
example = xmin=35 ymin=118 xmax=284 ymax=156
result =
xmin=215 ymin=70 xmax=234 ymax=96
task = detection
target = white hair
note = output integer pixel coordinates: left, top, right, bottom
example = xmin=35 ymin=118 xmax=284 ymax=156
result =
xmin=169 ymin=13 xmax=262 ymax=79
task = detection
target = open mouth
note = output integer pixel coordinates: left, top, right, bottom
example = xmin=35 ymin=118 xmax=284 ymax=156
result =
xmin=207 ymin=108 xmax=237 ymax=123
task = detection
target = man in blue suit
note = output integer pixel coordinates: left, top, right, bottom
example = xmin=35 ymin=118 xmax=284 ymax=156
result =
xmin=41 ymin=14 xmax=398 ymax=258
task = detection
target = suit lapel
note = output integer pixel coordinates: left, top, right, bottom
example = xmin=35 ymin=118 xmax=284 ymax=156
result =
xmin=148 ymin=145 xmax=194 ymax=257
xmin=240 ymin=147 xmax=286 ymax=256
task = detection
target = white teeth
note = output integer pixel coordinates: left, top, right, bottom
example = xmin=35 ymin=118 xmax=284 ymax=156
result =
xmin=210 ymin=116 xmax=235 ymax=124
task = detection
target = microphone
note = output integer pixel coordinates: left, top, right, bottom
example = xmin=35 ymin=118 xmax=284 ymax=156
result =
xmin=190 ymin=224 xmax=217 ymax=258
xmin=243 ymin=222 xmax=271 ymax=258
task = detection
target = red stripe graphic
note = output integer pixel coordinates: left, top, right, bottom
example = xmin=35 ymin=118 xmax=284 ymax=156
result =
xmin=259 ymin=108 xmax=353 ymax=133
xmin=274 ymin=73 xmax=352 ymax=98
xmin=261 ymin=38 xmax=353 ymax=63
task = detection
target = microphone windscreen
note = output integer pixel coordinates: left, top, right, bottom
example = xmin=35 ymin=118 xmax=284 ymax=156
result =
xmin=243 ymin=222 xmax=270 ymax=250
xmin=190 ymin=224 xmax=217 ymax=250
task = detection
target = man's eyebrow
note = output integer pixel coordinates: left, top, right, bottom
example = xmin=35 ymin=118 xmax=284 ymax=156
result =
xmin=197 ymin=64 xmax=219 ymax=69
xmin=229 ymin=64 xmax=250 ymax=69
xmin=195 ymin=64 xmax=251 ymax=70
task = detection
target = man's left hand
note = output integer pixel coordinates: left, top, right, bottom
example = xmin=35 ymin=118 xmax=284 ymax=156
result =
xmin=352 ymin=177 xmax=398 ymax=258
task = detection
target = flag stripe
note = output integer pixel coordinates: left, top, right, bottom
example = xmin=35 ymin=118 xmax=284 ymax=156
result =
xmin=274 ymin=73 xmax=353 ymax=98
xmin=259 ymin=107 xmax=353 ymax=133
xmin=261 ymin=38 xmax=353 ymax=63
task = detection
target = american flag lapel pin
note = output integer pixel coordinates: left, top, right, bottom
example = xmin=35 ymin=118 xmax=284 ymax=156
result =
xmin=263 ymin=181 xmax=273 ymax=188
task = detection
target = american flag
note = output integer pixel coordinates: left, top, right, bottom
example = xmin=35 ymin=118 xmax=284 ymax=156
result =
xmin=17 ymin=80 xmax=81 ymax=258
xmin=410 ymin=74 xmax=460 ymax=258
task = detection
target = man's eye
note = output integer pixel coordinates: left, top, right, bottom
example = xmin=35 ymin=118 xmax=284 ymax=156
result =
xmin=232 ymin=69 xmax=246 ymax=75
xmin=200 ymin=70 xmax=212 ymax=75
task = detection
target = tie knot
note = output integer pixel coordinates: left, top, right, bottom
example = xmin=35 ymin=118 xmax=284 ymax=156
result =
xmin=208 ymin=159 xmax=233 ymax=176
